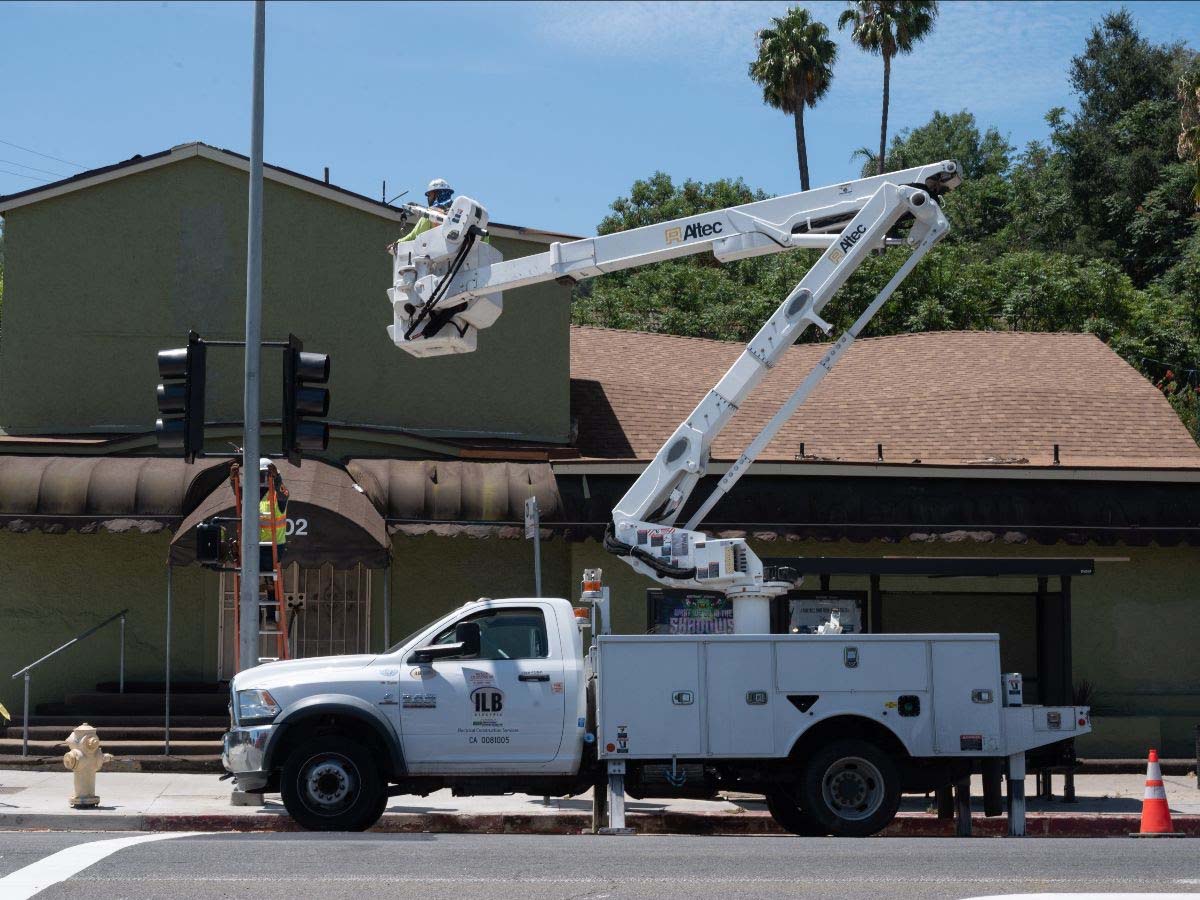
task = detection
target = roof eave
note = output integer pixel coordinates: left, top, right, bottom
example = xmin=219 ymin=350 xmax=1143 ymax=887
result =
xmin=0 ymin=142 xmax=578 ymax=243
xmin=550 ymin=458 xmax=1200 ymax=483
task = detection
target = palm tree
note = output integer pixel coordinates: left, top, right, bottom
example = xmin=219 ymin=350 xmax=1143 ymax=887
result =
xmin=849 ymin=145 xmax=879 ymax=178
xmin=838 ymin=1 xmax=938 ymax=175
xmin=748 ymin=7 xmax=838 ymax=191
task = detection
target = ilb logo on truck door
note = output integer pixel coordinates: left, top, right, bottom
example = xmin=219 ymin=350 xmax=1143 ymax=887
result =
xmin=471 ymin=686 xmax=504 ymax=717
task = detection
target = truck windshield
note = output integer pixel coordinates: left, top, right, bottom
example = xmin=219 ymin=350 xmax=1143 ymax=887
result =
xmin=386 ymin=626 xmax=429 ymax=655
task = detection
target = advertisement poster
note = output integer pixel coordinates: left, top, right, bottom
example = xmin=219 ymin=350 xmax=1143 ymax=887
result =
xmin=785 ymin=591 xmax=866 ymax=634
xmin=646 ymin=590 xmax=734 ymax=635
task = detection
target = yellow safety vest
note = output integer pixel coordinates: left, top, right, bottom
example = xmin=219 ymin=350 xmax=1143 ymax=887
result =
xmin=259 ymin=495 xmax=286 ymax=545
xmin=398 ymin=217 xmax=434 ymax=243
xmin=398 ymin=215 xmax=489 ymax=245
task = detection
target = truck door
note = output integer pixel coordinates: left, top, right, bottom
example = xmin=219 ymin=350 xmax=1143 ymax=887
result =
xmin=396 ymin=604 xmax=566 ymax=769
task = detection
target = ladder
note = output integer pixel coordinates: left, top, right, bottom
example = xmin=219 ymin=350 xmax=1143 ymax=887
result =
xmin=229 ymin=462 xmax=290 ymax=668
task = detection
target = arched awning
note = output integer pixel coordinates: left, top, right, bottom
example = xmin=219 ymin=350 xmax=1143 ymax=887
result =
xmin=347 ymin=460 xmax=560 ymax=522
xmin=170 ymin=460 xmax=389 ymax=568
xmin=0 ymin=456 xmax=226 ymax=531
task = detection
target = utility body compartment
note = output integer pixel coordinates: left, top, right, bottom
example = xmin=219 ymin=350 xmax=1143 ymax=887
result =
xmin=595 ymin=633 xmax=1083 ymax=762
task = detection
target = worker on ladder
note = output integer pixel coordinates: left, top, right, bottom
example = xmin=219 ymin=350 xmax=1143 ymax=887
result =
xmin=258 ymin=457 xmax=289 ymax=573
xmin=398 ymin=178 xmax=454 ymax=243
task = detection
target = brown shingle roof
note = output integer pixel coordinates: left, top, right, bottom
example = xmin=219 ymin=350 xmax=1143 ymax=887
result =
xmin=570 ymin=326 xmax=1200 ymax=469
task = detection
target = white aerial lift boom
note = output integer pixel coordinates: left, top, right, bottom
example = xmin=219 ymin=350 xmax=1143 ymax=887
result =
xmin=387 ymin=161 xmax=961 ymax=632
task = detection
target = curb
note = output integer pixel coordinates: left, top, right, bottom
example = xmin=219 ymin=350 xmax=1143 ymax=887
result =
xmin=1078 ymin=759 xmax=1195 ymax=777
xmin=2 ymin=810 xmax=1198 ymax=837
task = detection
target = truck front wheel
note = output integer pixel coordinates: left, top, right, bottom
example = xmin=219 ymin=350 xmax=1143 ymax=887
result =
xmin=281 ymin=736 xmax=386 ymax=831
xmin=798 ymin=739 xmax=900 ymax=837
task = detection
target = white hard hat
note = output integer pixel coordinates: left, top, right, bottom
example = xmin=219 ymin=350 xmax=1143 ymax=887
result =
xmin=427 ymin=178 xmax=452 ymax=193
xmin=259 ymin=457 xmax=272 ymax=470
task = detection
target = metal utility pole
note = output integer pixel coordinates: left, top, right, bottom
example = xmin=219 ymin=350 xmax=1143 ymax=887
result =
xmin=525 ymin=496 xmax=542 ymax=597
xmin=239 ymin=0 xmax=266 ymax=673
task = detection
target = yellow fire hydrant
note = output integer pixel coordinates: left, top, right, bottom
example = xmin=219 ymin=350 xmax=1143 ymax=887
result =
xmin=63 ymin=723 xmax=113 ymax=808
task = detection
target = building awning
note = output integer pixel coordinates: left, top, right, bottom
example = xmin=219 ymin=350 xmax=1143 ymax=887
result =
xmin=169 ymin=460 xmax=389 ymax=568
xmin=0 ymin=456 xmax=225 ymax=531
xmin=347 ymin=460 xmax=560 ymax=524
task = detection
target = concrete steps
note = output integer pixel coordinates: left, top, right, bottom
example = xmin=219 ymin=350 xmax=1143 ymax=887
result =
xmin=6 ymin=725 xmax=226 ymax=742
xmin=0 ymin=738 xmax=218 ymax=756
xmin=6 ymin=715 xmax=228 ymax=728
xmin=0 ymin=682 xmax=228 ymax=773
xmin=48 ymin=692 xmax=227 ymax=717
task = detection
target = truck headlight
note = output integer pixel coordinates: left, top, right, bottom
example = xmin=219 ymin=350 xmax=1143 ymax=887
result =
xmin=237 ymin=689 xmax=281 ymax=725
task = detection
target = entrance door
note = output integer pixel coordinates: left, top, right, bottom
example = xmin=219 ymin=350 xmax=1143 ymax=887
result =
xmin=218 ymin=563 xmax=372 ymax=678
xmin=396 ymin=604 xmax=566 ymax=771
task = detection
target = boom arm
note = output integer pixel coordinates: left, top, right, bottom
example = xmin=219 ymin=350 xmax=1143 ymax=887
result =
xmin=605 ymin=179 xmax=954 ymax=631
xmin=388 ymin=162 xmax=960 ymax=631
xmin=386 ymin=161 xmax=959 ymax=354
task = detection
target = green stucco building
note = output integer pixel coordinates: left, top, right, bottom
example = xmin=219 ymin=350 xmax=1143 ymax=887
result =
xmin=1 ymin=143 xmax=1197 ymax=760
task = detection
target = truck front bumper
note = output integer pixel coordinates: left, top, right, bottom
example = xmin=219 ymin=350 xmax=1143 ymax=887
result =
xmin=222 ymin=724 xmax=277 ymax=791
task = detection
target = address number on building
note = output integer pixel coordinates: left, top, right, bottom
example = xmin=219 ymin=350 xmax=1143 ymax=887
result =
xmin=285 ymin=518 xmax=309 ymax=536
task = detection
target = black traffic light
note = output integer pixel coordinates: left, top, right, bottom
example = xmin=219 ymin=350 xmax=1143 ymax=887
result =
xmin=156 ymin=331 xmax=206 ymax=463
xmin=282 ymin=333 xmax=330 ymax=465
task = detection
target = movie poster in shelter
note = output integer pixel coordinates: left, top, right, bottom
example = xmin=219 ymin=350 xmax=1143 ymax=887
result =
xmin=646 ymin=590 xmax=734 ymax=635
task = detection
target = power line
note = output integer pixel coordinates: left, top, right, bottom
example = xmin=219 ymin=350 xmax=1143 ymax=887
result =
xmin=0 ymin=168 xmax=48 ymax=183
xmin=0 ymin=157 xmax=66 ymax=178
xmin=0 ymin=138 xmax=85 ymax=170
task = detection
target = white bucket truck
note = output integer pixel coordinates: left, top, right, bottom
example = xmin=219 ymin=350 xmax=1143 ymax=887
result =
xmin=224 ymin=163 xmax=1090 ymax=834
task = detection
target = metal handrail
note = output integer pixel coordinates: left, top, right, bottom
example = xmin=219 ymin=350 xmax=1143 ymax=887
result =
xmin=10 ymin=608 xmax=129 ymax=757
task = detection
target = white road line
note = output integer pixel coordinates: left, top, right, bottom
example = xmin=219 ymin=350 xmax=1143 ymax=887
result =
xmin=964 ymin=895 xmax=1200 ymax=899
xmin=0 ymin=832 xmax=203 ymax=900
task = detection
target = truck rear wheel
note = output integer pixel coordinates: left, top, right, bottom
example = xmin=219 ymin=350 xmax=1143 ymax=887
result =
xmin=798 ymin=738 xmax=900 ymax=837
xmin=281 ymin=735 xmax=385 ymax=831
xmin=765 ymin=790 xmax=827 ymax=836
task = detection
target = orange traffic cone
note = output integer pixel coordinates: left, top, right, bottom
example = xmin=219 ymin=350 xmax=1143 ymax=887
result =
xmin=1131 ymin=749 xmax=1183 ymax=837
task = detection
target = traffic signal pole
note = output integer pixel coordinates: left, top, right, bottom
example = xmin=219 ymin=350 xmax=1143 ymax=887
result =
xmin=239 ymin=0 xmax=266 ymax=674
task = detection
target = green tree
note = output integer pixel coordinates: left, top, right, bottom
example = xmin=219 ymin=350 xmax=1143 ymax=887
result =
xmin=1179 ymin=56 xmax=1200 ymax=203
xmin=596 ymin=172 xmax=765 ymax=235
xmin=866 ymin=110 xmax=1015 ymax=247
xmin=882 ymin=110 xmax=1011 ymax=179
xmin=838 ymin=0 xmax=939 ymax=175
xmin=1050 ymin=9 xmax=1192 ymax=285
xmin=573 ymin=174 xmax=774 ymax=340
xmin=748 ymin=6 xmax=838 ymax=191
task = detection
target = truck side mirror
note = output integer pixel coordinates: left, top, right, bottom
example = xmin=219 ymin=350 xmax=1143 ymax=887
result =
xmin=455 ymin=622 xmax=481 ymax=658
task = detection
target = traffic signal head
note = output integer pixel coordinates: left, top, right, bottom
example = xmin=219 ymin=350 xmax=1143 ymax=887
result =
xmin=283 ymin=334 xmax=330 ymax=465
xmin=155 ymin=332 xmax=206 ymax=463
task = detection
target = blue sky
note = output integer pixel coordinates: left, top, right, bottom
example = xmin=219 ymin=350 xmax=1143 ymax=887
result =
xmin=2 ymin=1 xmax=1198 ymax=236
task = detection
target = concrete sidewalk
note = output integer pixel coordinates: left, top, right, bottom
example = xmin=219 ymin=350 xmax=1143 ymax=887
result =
xmin=0 ymin=770 xmax=1196 ymax=836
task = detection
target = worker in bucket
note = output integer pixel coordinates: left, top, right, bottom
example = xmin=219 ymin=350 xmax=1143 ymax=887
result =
xmin=398 ymin=178 xmax=454 ymax=243
xmin=258 ymin=457 xmax=289 ymax=573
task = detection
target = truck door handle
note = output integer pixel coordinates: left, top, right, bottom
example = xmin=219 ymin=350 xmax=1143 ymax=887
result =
xmin=519 ymin=673 xmax=550 ymax=682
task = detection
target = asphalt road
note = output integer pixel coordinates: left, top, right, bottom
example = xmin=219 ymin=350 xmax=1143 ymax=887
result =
xmin=1 ymin=832 xmax=1199 ymax=899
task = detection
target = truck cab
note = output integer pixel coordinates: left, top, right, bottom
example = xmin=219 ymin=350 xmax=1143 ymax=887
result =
xmin=223 ymin=597 xmax=590 ymax=830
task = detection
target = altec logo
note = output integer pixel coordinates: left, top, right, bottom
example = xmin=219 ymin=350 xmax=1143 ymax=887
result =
xmin=666 ymin=220 xmax=724 ymax=244
xmin=838 ymin=224 xmax=867 ymax=253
